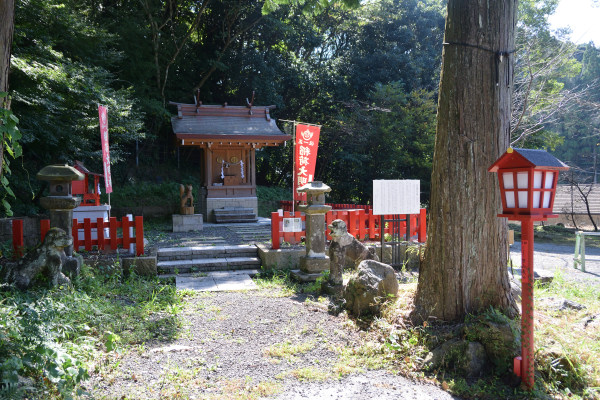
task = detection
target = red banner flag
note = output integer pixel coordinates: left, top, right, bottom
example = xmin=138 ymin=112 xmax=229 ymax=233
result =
xmin=99 ymin=105 xmax=113 ymax=194
xmin=294 ymin=124 xmax=320 ymax=201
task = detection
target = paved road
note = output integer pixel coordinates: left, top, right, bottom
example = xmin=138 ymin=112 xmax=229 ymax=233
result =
xmin=509 ymin=241 xmax=600 ymax=285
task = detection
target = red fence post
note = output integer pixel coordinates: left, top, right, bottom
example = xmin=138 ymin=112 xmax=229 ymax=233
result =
xmin=84 ymin=218 xmax=92 ymax=251
xmin=271 ymin=212 xmax=280 ymax=250
xmin=95 ymin=217 xmax=105 ymax=250
xmin=135 ymin=216 xmax=144 ymax=256
xmin=109 ymin=217 xmax=117 ymax=250
xmin=40 ymin=219 xmax=50 ymax=243
xmin=12 ymin=219 xmax=24 ymax=259
xmin=122 ymin=215 xmax=131 ymax=250
xmin=418 ymin=208 xmax=427 ymax=243
xmin=358 ymin=209 xmax=366 ymax=241
xmin=72 ymin=219 xmax=80 ymax=252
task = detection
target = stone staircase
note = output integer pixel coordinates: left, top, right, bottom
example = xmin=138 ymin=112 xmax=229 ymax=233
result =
xmin=157 ymin=244 xmax=261 ymax=275
xmin=214 ymin=207 xmax=258 ymax=223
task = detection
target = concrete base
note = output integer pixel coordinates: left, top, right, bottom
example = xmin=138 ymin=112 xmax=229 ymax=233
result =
xmin=173 ymin=214 xmax=203 ymax=232
xmin=299 ymin=255 xmax=330 ymax=274
xmin=256 ymin=244 xmax=305 ymax=270
xmin=123 ymin=256 xmax=158 ymax=277
xmin=290 ymin=269 xmax=326 ymax=283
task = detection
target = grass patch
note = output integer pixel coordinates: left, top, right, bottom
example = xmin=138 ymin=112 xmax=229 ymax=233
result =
xmin=263 ymin=341 xmax=316 ymax=362
xmin=0 ymin=263 xmax=183 ymax=399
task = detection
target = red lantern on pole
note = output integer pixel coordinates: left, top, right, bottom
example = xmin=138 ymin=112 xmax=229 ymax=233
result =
xmin=488 ymin=147 xmax=568 ymax=390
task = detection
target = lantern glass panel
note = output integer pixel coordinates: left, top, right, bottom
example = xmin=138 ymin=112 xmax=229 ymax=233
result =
xmin=543 ymin=192 xmax=551 ymax=208
xmin=517 ymin=172 xmax=529 ymax=189
xmin=533 ymin=171 xmax=543 ymax=189
xmin=518 ymin=191 xmax=528 ymax=208
xmin=505 ymin=191 xmax=515 ymax=208
xmin=502 ymin=172 xmax=514 ymax=189
xmin=533 ymin=192 xmax=541 ymax=208
xmin=544 ymin=172 xmax=555 ymax=189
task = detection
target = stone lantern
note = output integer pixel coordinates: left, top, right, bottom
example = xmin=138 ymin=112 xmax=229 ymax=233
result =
xmin=37 ymin=164 xmax=84 ymax=257
xmin=291 ymin=181 xmax=332 ymax=281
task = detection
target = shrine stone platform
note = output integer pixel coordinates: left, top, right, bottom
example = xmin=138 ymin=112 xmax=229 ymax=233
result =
xmin=173 ymin=214 xmax=203 ymax=232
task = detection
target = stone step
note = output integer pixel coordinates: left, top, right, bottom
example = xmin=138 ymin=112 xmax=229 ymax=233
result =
xmin=157 ymin=256 xmax=262 ymax=274
xmin=214 ymin=207 xmax=255 ymax=214
xmin=157 ymin=245 xmax=257 ymax=261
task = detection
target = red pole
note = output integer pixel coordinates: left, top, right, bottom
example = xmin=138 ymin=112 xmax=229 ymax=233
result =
xmin=271 ymin=212 xmax=280 ymax=250
xmin=135 ymin=216 xmax=144 ymax=256
xmin=518 ymin=217 xmax=535 ymax=390
xmin=12 ymin=219 xmax=24 ymax=259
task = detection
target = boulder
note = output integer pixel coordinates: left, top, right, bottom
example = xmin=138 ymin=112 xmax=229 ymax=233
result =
xmin=423 ymin=339 xmax=488 ymax=378
xmin=344 ymin=260 xmax=398 ymax=316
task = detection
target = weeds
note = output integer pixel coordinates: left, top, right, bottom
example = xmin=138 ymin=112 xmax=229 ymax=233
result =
xmin=0 ymin=263 xmax=183 ymax=399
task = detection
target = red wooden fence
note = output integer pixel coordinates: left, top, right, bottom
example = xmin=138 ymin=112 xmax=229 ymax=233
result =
xmin=279 ymin=200 xmax=371 ymax=212
xmin=271 ymin=208 xmax=426 ymax=249
xmin=12 ymin=216 xmax=144 ymax=258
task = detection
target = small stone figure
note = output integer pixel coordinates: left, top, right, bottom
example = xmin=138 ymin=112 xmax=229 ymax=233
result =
xmin=328 ymin=219 xmax=379 ymax=286
xmin=180 ymin=184 xmax=194 ymax=215
xmin=2 ymin=228 xmax=72 ymax=290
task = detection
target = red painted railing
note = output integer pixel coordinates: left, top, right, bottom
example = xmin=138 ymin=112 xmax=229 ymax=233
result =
xmin=271 ymin=208 xmax=426 ymax=249
xmin=12 ymin=216 xmax=144 ymax=258
xmin=279 ymin=200 xmax=371 ymax=212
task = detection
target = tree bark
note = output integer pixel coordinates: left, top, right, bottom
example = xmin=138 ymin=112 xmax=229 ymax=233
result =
xmin=0 ymin=0 xmax=14 ymax=95
xmin=0 ymin=0 xmax=15 ymax=181
xmin=413 ymin=0 xmax=518 ymax=322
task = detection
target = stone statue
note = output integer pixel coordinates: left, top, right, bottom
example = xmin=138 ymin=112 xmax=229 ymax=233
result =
xmin=179 ymin=184 xmax=194 ymax=215
xmin=2 ymin=228 xmax=72 ymax=290
xmin=328 ymin=219 xmax=379 ymax=286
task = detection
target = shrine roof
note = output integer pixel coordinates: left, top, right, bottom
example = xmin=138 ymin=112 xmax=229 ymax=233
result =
xmin=169 ymin=102 xmax=292 ymax=144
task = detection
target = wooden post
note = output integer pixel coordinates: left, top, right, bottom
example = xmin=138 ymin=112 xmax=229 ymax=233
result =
xmin=135 ymin=216 xmax=144 ymax=256
xmin=12 ymin=219 xmax=23 ymax=259
xmin=40 ymin=219 xmax=50 ymax=243
xmin=122 ymin=215 xmax=130 ymax=250
xmin=271 ymin=211 xmax=280 ymax=250
xmin=84 ymin=218 xmax=92 ymax=251
xmin=518 ymin=218 xmax=535 ymax=390
xmin=97 ymin=217 xmax=105 ymax=250
xmin=109 ymin=217 xmax=117 ymax=250
xmin=72 ymin=218 xmax=79 ymax=252
xmin=418 ymin=208 xmax=427 ymax=243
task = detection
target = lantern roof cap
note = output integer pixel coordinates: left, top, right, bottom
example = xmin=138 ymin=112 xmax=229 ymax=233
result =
xmin=297 ymin=181 xmax=331 ymax=194
xmin=488 ymin=148 xmax=569 ymax=172
xmin=36 ymin=164 xmax=84 ymax=182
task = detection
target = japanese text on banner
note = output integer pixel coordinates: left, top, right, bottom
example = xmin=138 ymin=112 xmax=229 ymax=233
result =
xmin=294 ymin=124 xmax=320 ymax=201
xmin=98 ymin=105 xmax=113 ymax=194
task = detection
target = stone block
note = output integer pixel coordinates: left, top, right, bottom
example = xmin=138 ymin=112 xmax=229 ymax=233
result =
xmin=257 ymin=244 xmax=305 ymax=270
xmin=173 ymin=214 xmax=203 ymax=232
xmin=299 ymin=255 xmax=330 ymax=273
xmin=123 ymin=256 xmax=157 ymax=277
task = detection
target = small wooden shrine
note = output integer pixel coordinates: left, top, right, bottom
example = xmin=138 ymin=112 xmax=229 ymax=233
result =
xmin=71 ymin=161 xmax=103 ymax=206
xmin=170 ymin=98 xmax=291 ymax=222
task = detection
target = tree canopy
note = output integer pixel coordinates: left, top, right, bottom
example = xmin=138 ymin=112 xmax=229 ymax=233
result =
xmin=1 ymin=0 xmax=599 ymax=215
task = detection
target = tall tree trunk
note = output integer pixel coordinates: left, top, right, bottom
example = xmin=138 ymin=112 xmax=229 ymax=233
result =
xmin=413 ymin=0 xmax=518 ymax=322
xmin=0 ymin=0 xmax=15 ymax=180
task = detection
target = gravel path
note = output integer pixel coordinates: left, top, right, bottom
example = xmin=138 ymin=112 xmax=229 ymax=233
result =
xmin=82 ymin=222 xmax=600 ymax=399
xmin=83 ymin=289 xmax=456 ymax=399
xmin=510 ymin=241 xmax=600 ymax=285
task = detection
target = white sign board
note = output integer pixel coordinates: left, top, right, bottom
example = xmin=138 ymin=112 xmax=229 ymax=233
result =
xmin=283 ymin=218 xmax=303 ymax=232
xmin=372 ymin=180 xmax=420 ymax=215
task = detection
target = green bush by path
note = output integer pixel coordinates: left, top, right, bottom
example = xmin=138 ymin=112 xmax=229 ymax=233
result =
xmin=0 ymin=264 xmax=183 ymax=399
